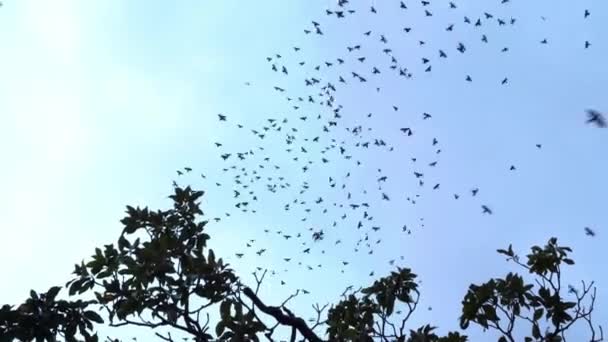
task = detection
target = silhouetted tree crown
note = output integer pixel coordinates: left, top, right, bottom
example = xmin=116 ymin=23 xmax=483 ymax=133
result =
xmin=0 ymin=187 xmax=603 ymax=342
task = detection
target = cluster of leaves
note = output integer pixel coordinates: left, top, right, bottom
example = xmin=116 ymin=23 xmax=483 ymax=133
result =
xmin=326 ymin=294 xmax=378 ymax=340
xmin=1 ymin=187 xmax=603 ymax=342
xmin=66 ymin=186 xmax=240 ymax=341
xmin=214 ymin=299 xmax=267 ymax=340
xmin=0 ymin=287 xmax=100 ymax=341
xmin=326 ymin=268 xmax=467 ymax=341
xmin=460 ymin=238 xmax=603 ymax=342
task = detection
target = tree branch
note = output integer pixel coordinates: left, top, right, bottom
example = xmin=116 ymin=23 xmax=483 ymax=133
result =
xmin=242 ymin=287 xmax=325 ymax=342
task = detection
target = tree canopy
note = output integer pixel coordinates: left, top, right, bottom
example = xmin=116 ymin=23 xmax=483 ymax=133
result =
xmin=1 ymin=186 xmax=603 ymax=342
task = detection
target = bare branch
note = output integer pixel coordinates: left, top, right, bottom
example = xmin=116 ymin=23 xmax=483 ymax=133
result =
xmin=242 ymin=287 xmax=325 ymax=342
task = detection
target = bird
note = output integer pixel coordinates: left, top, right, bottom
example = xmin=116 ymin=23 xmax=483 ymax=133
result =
xmin=585 ymin=109 xmax=606 ymax=127
xmin=584 ymin=227 xmax=596 ymax=237
xmin=481 ymin=205 xmax=493 ymax=215
xmin=218 ymin=114 xmax=227 ymax=121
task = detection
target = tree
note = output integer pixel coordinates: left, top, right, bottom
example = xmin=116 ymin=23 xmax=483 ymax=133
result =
xmin=1 ymin=186 xmax=603 ymax=342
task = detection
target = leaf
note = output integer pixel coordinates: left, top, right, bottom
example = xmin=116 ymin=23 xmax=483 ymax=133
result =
xmin=86 ymin=334 xmax=99 ymax=342
xmin=208 ymin=249 xmax=216 ymax=267
xmin=215 ymin=321 xmax=226 ymax=337
xmin=386 ymin=293 xmax=395 ymax=316
xmin=167 ymin=308 xmax=178 ymax=323
xmin=46 ymin=286 xmax=61 ymax=302
xmin=344 ymin=328 xmax=359 ymax=340
xmin=84 ymin=310 xmax=104 ymax=324
xmin=533 ymin=308 xmax=543 ymax=321
xmin=30 ymin=290 xmax=38 ymax=300
xmin=482 ymin=305 xmax=498 ymax=321
xmin=498 ymin=337 xmax=507 ymax=342
xmin=69 ymin=279 xmax=84 ymax=296
xmin=497 ymin=247 xmax=513 ymax=257
xmin=220 ymin=300 xmax=231 ymax=320
xmin=234 ymin=302 xmax=243 ymax=321
xmin=562 ymin=258 xmax=575 ymax=265
xmin=118 ymin=235 xmax=131 ymax=250
xmin=513 ymin=304 xmax=521 ymax=316
xmin=96 ymin=270 xmax=113 ymax=279
xmin=532 ymin=324 xmax=541 ymax=339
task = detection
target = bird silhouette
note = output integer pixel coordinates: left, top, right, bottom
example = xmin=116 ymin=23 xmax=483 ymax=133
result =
xmin=482 ymin=205 xmax=493 ymax=215
xmin=585 ymin=109 xmax=607 ymax=127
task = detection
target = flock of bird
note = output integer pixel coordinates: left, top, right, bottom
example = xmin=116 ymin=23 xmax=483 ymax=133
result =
xmin=172 ymin=0 xmax=603 ymax=302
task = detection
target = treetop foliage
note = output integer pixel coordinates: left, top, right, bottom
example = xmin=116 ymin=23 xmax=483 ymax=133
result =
xmin=1 ymin=187 xmax=603 ymax=342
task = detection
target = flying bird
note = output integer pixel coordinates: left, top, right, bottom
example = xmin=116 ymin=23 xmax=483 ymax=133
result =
xmin=586 ymin=109 xmax=606 ymax=127
xmin=482 ymin=205 xmax=493 ymax=215
xmin=584 ymin=227 xmax=596 ymax=237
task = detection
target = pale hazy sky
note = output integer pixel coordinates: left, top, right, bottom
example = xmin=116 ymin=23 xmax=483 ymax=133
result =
xmin=0 ymin=0 xmax=606 ymax=340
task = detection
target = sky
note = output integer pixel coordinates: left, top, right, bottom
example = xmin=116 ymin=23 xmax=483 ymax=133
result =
xmin=0 ymin=0 xmax=607 ymax=340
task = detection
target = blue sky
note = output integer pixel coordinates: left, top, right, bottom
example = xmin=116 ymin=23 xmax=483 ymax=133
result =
xmin=0 ymin=0 xmax=607 ymax=340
